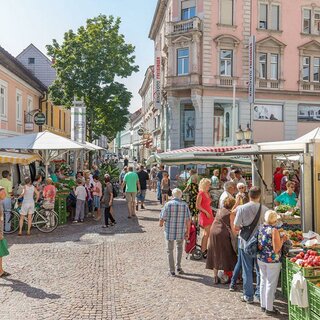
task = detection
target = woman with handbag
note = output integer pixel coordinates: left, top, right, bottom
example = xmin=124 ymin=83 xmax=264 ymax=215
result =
xmin=206 ymin=196 xmax=237 ymax=284
xmin=257 ymin=210 xmax=287 ymax=315
xmin=0 ymin=186 xmax=10 ymax=277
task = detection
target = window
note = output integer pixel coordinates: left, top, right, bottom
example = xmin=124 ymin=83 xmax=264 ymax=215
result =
xmin=270 ymin=54 xmax=278 ymax=80
xmin=225 ymin=112 xmax=230 ymax=138
xmin=259 ymin=4 xmax=268 ymax=29
xmin=258 ymin=52 xmax=278 ymax=80
xmin=28 ymin=57 xmax=35 ymax=64
xmin=220 ymin=0 xmax=234 ymax=25
xmin=220 ymin=50 xmax=233 ymax=76
xmin=27 ymin=96 xmax=33 ymax=112
xmin=303 ymin=9 xmax=312 ymax=34
xmin=315 ymin=10 xmax=320 ymax=34
xmin=259 ymin=53 xmax=267 ymax=79
xmin=181 ymin=0 xmax=196 ymax=20
xmin=0 ymin=84 xmax=7 ymax=118
xmin=16 ymin=92 xmax=22 ymax=122
xmin=303 ymin=56 xmax=310 ymax=81
xmin=259 ymin=3 xmax=280 ymax=31
xmin=177 ymin=48 xmax=189 ymax=75
xmin=271 ymin=5 xmax=280 ymax=30
xmin=314 ymin=57 xmax=320 ymax=82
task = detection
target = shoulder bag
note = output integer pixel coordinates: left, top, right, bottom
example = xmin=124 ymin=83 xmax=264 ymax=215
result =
xmin=240 ymin=204 xmax=262 ymax=241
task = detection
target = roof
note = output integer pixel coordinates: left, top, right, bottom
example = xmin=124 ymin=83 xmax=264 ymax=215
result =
xmin=16 ymin=43 xmax=53 ymax=65
xmin=0 ymin=46 xmax=47 ymax=92
xmin=130 ymin=108 xmax=143 ymax=122
xmin=138 ymin=65 xmax=154 ymax=97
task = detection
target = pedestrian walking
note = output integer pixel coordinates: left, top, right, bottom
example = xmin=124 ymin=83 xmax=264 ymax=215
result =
xmin=234 ymin=186 xmax=268 ymax=304
xmin=149 ymin=164 xmax=158 ymax=192
xmin=219 ymin=181 xmax=236 ymax=209
xmin=101 ymin=174 xmax=115 ymax=228
xmin=84 ymin=177 xmax=94 ymax=217
xmin=74 ymin=178 xmax=86 ymax=223
xmin=18 ymin=177 xmax=40 ymax=236
xmin=159 ymin=188 xmax=191 ymax=276
xmin=123 ymin=156 xmax=129 ymax=167
xmin=161 ymin=172 xmax=170 ymax=206
xmin=123 ymin=166 xmax=140 ymax=218
xmin=156 ymin=165 xmax=167 ymax=205
xmin=92 ymin=175 xmax=102 ymax=221
xmin=136 ymin=165 xmax=149 ymax=210
xmin=0 ymin=170 xmax=13 ymax=233
xmin=119 ymin=166 xmax=128 ymax=199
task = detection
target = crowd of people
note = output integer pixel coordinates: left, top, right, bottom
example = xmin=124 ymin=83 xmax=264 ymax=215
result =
xmin=159 ymin=166 xmax=293 ymax=316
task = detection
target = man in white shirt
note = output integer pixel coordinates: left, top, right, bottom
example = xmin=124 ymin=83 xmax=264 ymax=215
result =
xmin=219 ymin=181 xmax=236 ymax=209
xmin=232 ymin=169 xmax=247 ymax=186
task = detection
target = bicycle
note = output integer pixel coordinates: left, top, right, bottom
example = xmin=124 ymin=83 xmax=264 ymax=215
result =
xmin=3 ymin=199 xmax=59 ymax=234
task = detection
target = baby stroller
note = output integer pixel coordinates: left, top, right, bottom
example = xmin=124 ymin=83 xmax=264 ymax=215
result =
xmin=185 ymin=221 xmax=202 ymax=260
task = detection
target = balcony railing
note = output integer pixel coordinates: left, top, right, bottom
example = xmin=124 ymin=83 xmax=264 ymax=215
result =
xmin=215 ymin=76 xmax=238 ymax=87
xmin=168 ymin=17 xmax=201 ymax=34
xmin=299 ymin=81 xmax=320 ymax=91
xmin=258 ymin=79 xmax=281 ymax=89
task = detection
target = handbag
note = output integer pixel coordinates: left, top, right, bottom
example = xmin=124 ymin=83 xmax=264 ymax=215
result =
xmin=240 ymin=204 xmax=262 ymax=241
xmin=0 ymin=238 xmax=9 ymax=257
xmin=244 ymin=229 xmax=259 ymax=258
xmin=0 ymin=188 xmax=6 ymax=200
xmin=220 ymin=213 xmax=238 ymax=254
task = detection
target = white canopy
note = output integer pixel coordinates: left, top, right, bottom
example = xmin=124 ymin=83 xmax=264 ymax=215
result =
xmin=0 ymin=131 xmax=86 ymax=176
xmin=80 ymin=141 xmax=105 ymax=151
xmin=0 ymin=131 xmax=85 ymax=150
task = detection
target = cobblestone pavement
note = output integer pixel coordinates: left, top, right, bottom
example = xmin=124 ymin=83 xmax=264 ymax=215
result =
xmin=0 ymin=191 xmax=288 ymax=320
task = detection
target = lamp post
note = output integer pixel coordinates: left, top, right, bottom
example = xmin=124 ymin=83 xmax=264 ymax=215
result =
xmin=236 ymin=125 xmax=244 ymax=145
xmin=244 ymin=123 xmax=253 ymax=144
xmin=236 ymin=123 xmax=253 ymax=145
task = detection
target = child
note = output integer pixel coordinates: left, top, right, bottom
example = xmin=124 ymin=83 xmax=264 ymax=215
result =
xmin=18 ymin=177 xmax=39 ymax=236
xmin=92 ymin=175 xmax=102 ymax=221
xmin=161 ymin=172 xmax=170 ymax=206
xmin=74 ymin=178 xmax=86 ymax=223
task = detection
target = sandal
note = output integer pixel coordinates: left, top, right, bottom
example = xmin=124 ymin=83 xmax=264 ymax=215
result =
xmin=0 ymin=271 xmax=11 ymax=278
xmin=213 ymin=276 xmax=219 ymax=284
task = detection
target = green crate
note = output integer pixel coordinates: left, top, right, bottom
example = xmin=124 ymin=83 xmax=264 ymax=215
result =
xmin=308 ymin=281 xmax=320 ymax=316
xmin=287 ymin=258 xmax=320 ymax=278
xmin=310 ymin=312 xmax=320 ymax=320
xmin=281 ymin=258 xmax=288 ymax=298
xmin=54 ymin=196 xmax=68 ymax=225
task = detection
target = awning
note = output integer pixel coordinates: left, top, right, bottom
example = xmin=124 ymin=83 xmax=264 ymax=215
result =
xmin=0 ymin=151 xmax=40 ymax=165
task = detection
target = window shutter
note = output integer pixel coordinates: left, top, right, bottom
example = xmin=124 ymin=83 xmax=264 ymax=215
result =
xmin=220 ymin=0 xmax=233 ymax=25
xmin=182 ymin=0 xmax=196 ymax=9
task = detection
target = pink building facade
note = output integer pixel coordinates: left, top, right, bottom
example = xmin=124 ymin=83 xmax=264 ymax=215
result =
xmin=149 ymin=0 xmax=320 ymax=150
xmin=0 ymin=47 xmax=46 ymax=137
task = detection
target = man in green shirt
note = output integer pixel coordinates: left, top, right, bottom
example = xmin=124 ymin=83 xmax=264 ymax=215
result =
xmin=123 ymin=166 xmax=140 ymax=218
xmin=274 ymin=181 xmax=297 ymax=207
xmin=0 ymin=171 xmax=13 ymax=233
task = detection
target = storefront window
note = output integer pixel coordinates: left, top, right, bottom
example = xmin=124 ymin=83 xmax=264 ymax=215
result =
xmin=213 ymin=103 xmax=233 ymax=146
xmin=182 ymin=104 xmax=195 ymax=147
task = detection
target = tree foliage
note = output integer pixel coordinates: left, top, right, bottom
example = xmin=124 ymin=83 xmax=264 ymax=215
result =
xmin=46 ymin=14 xmax=139 ymax=141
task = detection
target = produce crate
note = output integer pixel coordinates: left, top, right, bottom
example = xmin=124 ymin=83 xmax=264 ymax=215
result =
xmin=308 ymin=280 xmax=320 ymax=316
xmin=54 ymin=194 xmax=69 ymax=225
xmin=310 ymin=312 xmax=320 ymax=320
xmin=281 ymin=258 xmax=288 ymax=298
xmin=287 ymin=259 xmax=320 ymax=278
xmin=287 ymin=258 xmax=310 ymax=320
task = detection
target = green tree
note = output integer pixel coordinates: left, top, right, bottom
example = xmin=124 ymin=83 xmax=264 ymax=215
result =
xmin=46 ymin=14 xmax=139 ymax=141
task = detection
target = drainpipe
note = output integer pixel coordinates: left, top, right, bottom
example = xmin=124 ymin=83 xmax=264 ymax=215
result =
xmin=38 ymin=91 xmax=48 ymax=132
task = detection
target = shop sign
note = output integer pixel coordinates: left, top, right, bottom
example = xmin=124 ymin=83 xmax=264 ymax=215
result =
xmin=137 ymin=128 xmax=144 ymax=136
xmin=24 ymin=122 xmax=34 ymax=131
xmin=248 ymin=36 xmax=256 ymax=104
xmin=154 ymin=43 xmax=161 ymax=109
xmin=33 ymin=112 xmax=46 ymax=126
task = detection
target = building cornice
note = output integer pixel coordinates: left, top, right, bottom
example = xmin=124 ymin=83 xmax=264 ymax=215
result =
xmin=149 ymin=0 xmax=168 ymax=40
xmin=138 ymin=66 xmax=154 ymax=97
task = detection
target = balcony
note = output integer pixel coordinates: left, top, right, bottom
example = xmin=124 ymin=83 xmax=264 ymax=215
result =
xmin=165 ymin=73 xmax=201 ymax=89
xmin=168 ymin=17 xmax=202 ymax=35
xmin=215 ymin=76 xmax=237 ymax=87
xmin=257 ymin=79 xmax=282 ymax=89
xmin=299 ymin=81 xmax=320 ymax=92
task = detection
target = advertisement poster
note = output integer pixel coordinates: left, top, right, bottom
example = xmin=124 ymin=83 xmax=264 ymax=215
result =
xmin=253 ymin=104 xmax=283 ymax=121
xmin=184 ymin=110 xmax=195 ymax=141
xmin=298 ymin=105 xmax=320 ymax=121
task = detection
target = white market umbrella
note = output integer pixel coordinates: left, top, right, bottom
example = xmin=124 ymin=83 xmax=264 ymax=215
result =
xmin=0 ymin=130 xmax=85 ymax=176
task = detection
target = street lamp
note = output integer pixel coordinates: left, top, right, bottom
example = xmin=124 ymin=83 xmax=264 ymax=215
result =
xmin=236 ymin=125 xmax=244 ymax=145
xmin=244 ymin=123 xmax=253 ymax=144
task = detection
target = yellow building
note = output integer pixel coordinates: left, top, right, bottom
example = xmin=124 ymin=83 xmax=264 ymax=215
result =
xmin=41 ymin=100 xmax=71 ymax=138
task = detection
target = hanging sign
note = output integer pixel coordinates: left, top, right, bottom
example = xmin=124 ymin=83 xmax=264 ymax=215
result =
xmin=248 ymin=35 xmax=256 ymax=104
xmin=33 ymin=112 xmax=46 ymax=126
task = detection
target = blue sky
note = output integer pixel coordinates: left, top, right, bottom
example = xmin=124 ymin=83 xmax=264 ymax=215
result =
xmin=0 ymin=0 xmax=157 ymax=112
